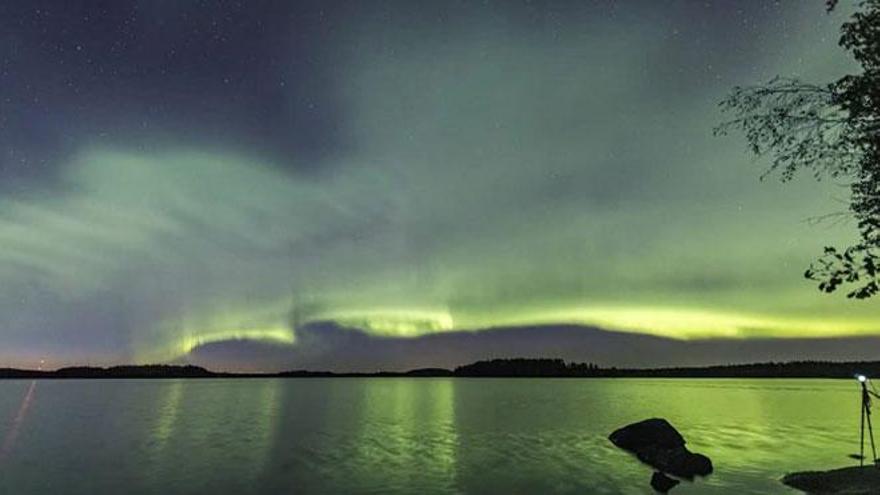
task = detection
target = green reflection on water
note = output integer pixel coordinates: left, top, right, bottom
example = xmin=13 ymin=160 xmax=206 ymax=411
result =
xmin=151 ymin=379 xmax=183 ymax=453
xmin=0 ymin=378 xmax=867 ymax=495
xmin=352 ymin=379 xmax=458 ymax=493
xmin=146 ymin=379 xmax=282 ymax=493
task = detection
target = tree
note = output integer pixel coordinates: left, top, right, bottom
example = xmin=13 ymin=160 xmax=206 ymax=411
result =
xmin=716 ymin=0 xmax=880 ymax=299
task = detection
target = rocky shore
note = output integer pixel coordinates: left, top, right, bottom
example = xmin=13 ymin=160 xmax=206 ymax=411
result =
xmin=608 ymin=418 xmax=713 ymax=492
xmin=782 ymin=466 xmax=880 ymax=494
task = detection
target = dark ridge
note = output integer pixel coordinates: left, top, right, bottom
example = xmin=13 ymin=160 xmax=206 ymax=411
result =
xmin=453 ymin=358 xmax=880 ymax=379
xmin=278 ymin=370 xmax=344 ymax=378
xmin=2 ymin=358 xmax=880 ymax=379
xmin=0 ymin=368 xmax=54 ymax=379
xmin=54 ymin=365 xmax=217 ymax=379
xmin=0 ymin=365 xmax=224 ymax=379
xmin=455 ymin=358 xmax=574 ymax=377
xmin=405 ymin=367 xmax=454 ymax=377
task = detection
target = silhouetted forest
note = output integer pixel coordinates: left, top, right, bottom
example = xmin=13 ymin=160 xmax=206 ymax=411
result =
xmin=3 ymin=358 xmax=880 ymax=379
xmin=454 ymin=358 xmax=597 ymax=377
xmin=0 ymin=364 xmax=217 ymax=379
xmin=454 ymin=358 xmax=880 ymax=378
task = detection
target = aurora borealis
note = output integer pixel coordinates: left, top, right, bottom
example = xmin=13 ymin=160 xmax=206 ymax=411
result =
xmin=1 ymin=1 xmax=878 ymax=371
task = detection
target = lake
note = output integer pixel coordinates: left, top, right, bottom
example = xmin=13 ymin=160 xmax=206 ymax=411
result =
xmin=0 ymin=378 xmax=863 ymax=494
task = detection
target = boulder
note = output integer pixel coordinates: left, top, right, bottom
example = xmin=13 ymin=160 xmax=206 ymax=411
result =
xmin=609 ymin=418 xmax=713 ymax=479
xmin=610 ymin=418 xmax=685 ymax=451
xmin=651 ymin=471 xmax=680 ymax=493
xmin=782 ymin=466 xmax=880 ymax=494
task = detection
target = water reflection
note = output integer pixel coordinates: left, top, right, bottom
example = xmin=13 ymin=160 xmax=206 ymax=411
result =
xmin=146 ymin=379 xmax=282 ymax=494
xmin=0 ymin=380 xmax=36 ymax=461
xmin=351 ymin=379 xmax=458 ymax=494
xmin=0 ymin=378 xmax=866 ymax=494
xmin=151 ymin=379 xmax=183 ymax=453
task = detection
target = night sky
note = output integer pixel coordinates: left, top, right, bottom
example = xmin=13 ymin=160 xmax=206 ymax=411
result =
xmin=0 ymin=1 xmax=875 ymax=372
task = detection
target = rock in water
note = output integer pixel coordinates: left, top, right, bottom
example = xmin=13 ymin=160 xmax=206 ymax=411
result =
xmin=609 ymin=418 xmax=685 ymax=451
xmin=782 ymin=466 xmax=880 ymax=494
xmin=609 ymin=418 xmax=713 ymax=479
xmin=651 ymin=471 xmax=680 ymax=493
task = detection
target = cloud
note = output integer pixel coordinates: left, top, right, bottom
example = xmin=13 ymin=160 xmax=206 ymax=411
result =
xmin=0 ymin=1 xmax=875 ymax=369
xmin=188 ymin=322 xmax=880 ymax=373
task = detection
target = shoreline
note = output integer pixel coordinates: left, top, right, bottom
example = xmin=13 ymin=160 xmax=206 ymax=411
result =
xmin=2 ymin=358 xmax=879 ymax=380
xmin=0 ymin=375 xmax=865 ymax=380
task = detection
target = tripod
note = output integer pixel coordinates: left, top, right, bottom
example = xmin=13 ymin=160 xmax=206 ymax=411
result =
xmin=857 ymin=376 xmax=880 ymax=467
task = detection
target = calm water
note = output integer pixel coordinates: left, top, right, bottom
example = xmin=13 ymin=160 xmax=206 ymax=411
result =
xmin=0 ymin=378 xmax=862 ymax=494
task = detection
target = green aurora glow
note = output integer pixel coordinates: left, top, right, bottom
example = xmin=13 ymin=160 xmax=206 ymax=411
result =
xmin=0 ymin=2 xmax=876 ymax=367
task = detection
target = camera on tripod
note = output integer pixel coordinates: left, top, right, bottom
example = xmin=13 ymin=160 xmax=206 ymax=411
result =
xmin=851 ymin=374 xmax=880 ymax=467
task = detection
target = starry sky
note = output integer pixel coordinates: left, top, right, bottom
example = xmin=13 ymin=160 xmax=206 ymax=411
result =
xmin=0 ymin=0 xmax=876 ymax=372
